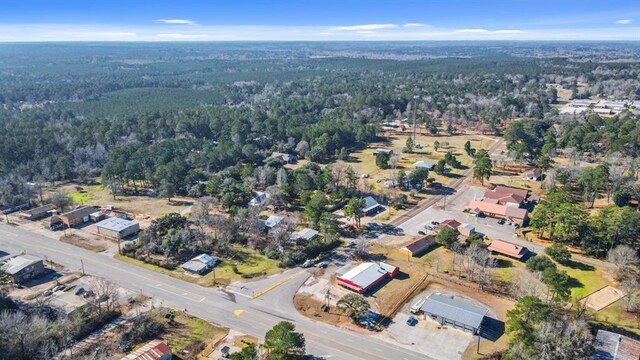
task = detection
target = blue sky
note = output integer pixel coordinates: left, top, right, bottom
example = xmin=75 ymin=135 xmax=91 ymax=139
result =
xmin=1 ymin=0 xmax=639 ymax=41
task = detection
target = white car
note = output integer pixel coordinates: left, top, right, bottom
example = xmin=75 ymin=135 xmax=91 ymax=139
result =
xmin=302 ymin=260 xmax=313 ymax=268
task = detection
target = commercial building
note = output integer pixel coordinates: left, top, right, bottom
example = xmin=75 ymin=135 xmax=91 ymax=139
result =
xmin=487 ymin=240 xmax=529 ymax=260
xmin=181 ymin=254 xmax=220 ymax=275
xmin=420 ymin=293 xmax=488 ymax=334
xmin=592 ymin=330 xmax=640 ymax=360
xmin=337 ymin=262 xmax=399 ymax=294
xmin=466 ymin=201 xmax=528 ymax=225
xmin=1 ymin=255 xmax=45 ymax=283
xmin=49 ymin=292 xmax=91 ymax=317
xmin=401 ymin=235 xmax=436 ymax=257
xmin=59 ymin=206 xmax=97 ymax=227
xmin=96 ymin=217 xmax=140 ymax=239
xmin=123 ymin=340 xmax=172 ymax=360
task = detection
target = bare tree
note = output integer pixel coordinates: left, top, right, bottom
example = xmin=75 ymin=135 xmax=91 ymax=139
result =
xmin=510 ymin=268 xmax=548 ymax=299
xmin=354 ymin=235 xmax=369 ymax=259
xmin=93 ymin=278 xmax=119 ymax=314
xmin=534 ymin=316 xmax=593 ymax=360
xmin=621 ymin=277 xmax=640 ymax=312
xmin=608 ymin=245 xmax=639 ymax=279
xmin=49 ymin=191 xmax=74 ymax=212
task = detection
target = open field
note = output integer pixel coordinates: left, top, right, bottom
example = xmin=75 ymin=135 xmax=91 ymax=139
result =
xmin=46 ymin=180 xmax=195 ymax=223
xmin=344 ymin=132 xmax=499 ymax=193
xmin=115 ymin=246 xmax=281 ymax=287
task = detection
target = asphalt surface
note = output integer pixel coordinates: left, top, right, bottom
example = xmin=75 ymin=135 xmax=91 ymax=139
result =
xmin=0 ymin=224 xmax=433 ymax=360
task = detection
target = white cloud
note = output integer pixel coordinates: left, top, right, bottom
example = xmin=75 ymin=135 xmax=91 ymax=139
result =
xmin=614 ymin=19 xmax=632 ymax=25
xmin=156 ymin=33 xmax=207 ymax=40
xmin=404 ymin=23 xmax=428 ymax=28
xmin=454 ymin=28 xmax=490 ymax=33
xmin=156 ymin=19 xmax=196 ymax=25
xmin=454 ymin=28 xmax=524 ymax=34
xmin=328 ymin=24 xmax=398 ymax=31
xmin=95 ymin=32 xmax=137 ymax=37
xmin=356 ymin=30 xmax=375 ymax=34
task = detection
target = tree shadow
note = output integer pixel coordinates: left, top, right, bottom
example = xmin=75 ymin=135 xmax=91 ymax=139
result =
xmin=565 ymin=260 xmax=595 ymax=271
xmin=495 ymin=258 xmax=514 ymax=268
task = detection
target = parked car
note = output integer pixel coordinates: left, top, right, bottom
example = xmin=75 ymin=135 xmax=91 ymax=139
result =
xmin=418 ymin=231 xmax=426 ymax=236
xmin=406 ymin=315 xmax=418 ymax=326
xmin=53 ymin=284 xmax=65 ymax=292
xmin=431 ymin=221 xmax=439 ymax=225
xmin=74 ymin=287 xmax=85 ymax=296
xmin=318 ymin=261 xmax=328 ymax=269
xmin=497 ymin=219 xmax=505 ymax=225
xmin=302 ymin=260 xmax=313 ymax=268
xmin=42 ymin=290 xmax=53 ymax=297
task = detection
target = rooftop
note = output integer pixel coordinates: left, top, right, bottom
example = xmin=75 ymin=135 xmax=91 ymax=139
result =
xmin=60 ymin=206 xmax=96 ymax=220
xmin=467 ymin=200 xmax=528 ymax=220
xmin=488 ymin=240 xmax=528 ymax=259
xmin=412 ymin=160 xmax=436 ymax=169
xmin=592 ymin=330 xmax=640 ymax=360
xmin=421 ymin=293 xmax=488 ymax=329
xmin=402 ymin=235 xmax=436 ymax=255
xmin=265 ymin=215 xmax=285 ymax=228
xmin=123 ymin=340 xmax=171 ymax=360
xmin=1 ymin=255 xmax=42 ymax=275
xmin=95 ymin=217 xmax=138 ymax=232
xmin=291 ymin=228 xmax=319 ymax=241
xmin=338 ymin=262 xmax=392 ymax=289
xmin=49 ymin=291 xmax=89 ymax=315
xmin=363 ymin=196 xmax=381 ymax=212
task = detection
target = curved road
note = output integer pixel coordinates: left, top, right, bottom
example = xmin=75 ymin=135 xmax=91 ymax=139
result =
xmin=0 ymin=224 xmax=432 ymax=360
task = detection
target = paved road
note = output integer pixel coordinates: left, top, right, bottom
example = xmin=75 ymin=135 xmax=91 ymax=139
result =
xmin=0 ymin=224 xmax=432 ymax=360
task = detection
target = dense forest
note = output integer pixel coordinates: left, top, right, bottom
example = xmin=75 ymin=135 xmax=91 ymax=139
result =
xmin=1 ymin=42 xmax=639 ymax=207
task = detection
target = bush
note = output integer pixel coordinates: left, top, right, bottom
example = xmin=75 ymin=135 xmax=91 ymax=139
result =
xmin=120 ymin=313 xmax=165 ymax=346
xmin=526 ymin=255 xmax=556 ymax=272
xmin=545 ymin=243 xmax=571 ymax=264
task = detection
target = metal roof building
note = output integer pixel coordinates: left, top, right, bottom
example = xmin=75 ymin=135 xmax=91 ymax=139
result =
xmin=337 ymin=262 xmax=399 ymax=294
xmin=291 ymin=228 xmax=319 ymax=242
xmin=122 ymin=340 xmax=172 ymax=360
xmin=362 ymin=196 xmax=382 ymax=215
xmin=592 ymin=329 xmax=640 ymax=360
xmin=420 ymin=293 xmax=488 ymax=334
xmin=412 ymin=160 xmax=436 ymax=170
xmin=0 ymin=255 xmax=45 ymax=283
xmin=181 ymin=254 xmax=220 ymax=275
xmin=96 ymin=217 xmax=140 ymax=239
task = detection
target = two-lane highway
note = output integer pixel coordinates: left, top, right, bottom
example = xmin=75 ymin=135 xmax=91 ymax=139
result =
xmin=0 ymin=224 xmax=432 ymax=360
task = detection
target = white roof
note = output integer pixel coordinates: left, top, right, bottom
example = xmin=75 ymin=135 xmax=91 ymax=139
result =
xmin=192 ymin=254 xmax=219 ymax=267
xmin=95 ymin=217 xmax=138 ymax=232
xmin=338 ymin=262 xmax=389 ymax=289
xmin=1 ymin=255 xmax=42 ymax=275
xmin=412 ymin=160 xmax=435 ymax=169
xmin=249 ymin=191 xmax=269 ymax=206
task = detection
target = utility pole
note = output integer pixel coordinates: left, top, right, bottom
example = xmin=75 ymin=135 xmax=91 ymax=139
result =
xmin=80 ymin=259 xmax=85 ymax=275
xmin=412 ymin=95 xmax=418 ymax=144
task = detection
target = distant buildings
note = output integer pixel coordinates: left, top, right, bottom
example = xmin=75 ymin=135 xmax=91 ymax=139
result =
xmin=373 ymin=148 xmax=393 ymax=156
xmin=420 ymin=293 xmax=488 ymax=334
xmin=264 ymin=215 xmax=285 ymax=229
xmin=268 ymin=152 xmax=298 ymax=164
xmin=122 ymin=340 xmax=172 ymax=360
xmin=337 ymin=262 xmax=399 ymax=294
xmin=1 ymin=255 xmax=45 ymax=283
xmin=96 ymin=217 xmax=139 ymax=239
xmin=249 ymin=191 xmax=269 ymax=207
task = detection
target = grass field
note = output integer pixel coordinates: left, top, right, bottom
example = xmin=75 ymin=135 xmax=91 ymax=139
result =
xmin=115 ymin=245 xmax=281 ymax=287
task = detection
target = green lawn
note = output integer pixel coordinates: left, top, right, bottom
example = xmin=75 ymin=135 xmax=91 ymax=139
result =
xmin=115 ymin=245 xmax=281 ymax=287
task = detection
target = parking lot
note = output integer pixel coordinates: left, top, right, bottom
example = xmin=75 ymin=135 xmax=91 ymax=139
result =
xmin=376 ymin=283 xmax=494 ymax=360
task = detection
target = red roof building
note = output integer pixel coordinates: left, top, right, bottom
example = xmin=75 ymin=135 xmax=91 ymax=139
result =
xmin=466 ymin=201 xmax=528 ymax=225
xmin=401 ymin=236 xmax=436 ymax=256
xmin=487 ymin=240 xmax=529 ymax=259
xmin=435 ymin=219 xmax=462 ymax=232
xmin=337 ymin=262 xmax=399 ymax=294
xmin=123 ymin=340 xmax=172 ymax=360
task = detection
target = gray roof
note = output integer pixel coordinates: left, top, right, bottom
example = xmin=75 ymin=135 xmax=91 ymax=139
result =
xmin=181 ymin=260 xmax=208 ymax=273
xmin=265 ymin=215 xmax=285 ymax=228
xmin=95 ymin=217 xmax=138 ymax=232
xmin=291 ymin=228 xmax=319 ymax=241
xmin=192 ymin=254 xmax=219 ymax=267
xmin=363 ymin=196 xmax=381 ymax=212
xmin=1 ymin=255 xmax=42 ymax=275
xmin=61 ymin=206 xmax=96 ymax=220
xmin=421 ymin=293 xmax=487 ymax=329
xmin=593 ymin=330 xmax=640 ymax=360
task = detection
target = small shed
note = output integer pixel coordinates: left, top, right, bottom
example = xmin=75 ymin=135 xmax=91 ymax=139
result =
xmin=458 ymin=223 xmax=475 ymax=237
xmin=421 ymin=293 xmax=488 ymax=334
xmin=96 ymin=217 xmax=140 ymax=239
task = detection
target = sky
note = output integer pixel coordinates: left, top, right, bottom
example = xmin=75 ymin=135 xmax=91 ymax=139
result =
xmin=0 ymin=0 xmax=639 ymax=41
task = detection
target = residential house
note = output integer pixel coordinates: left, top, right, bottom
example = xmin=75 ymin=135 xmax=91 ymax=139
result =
xmin=487 ymin=240 xmax=529 ymax=260
xmin=412 ymin=160 xmax=436 ymax=170
xmin=401 ymin=235 xmax=436 ymax=257
xmin=269 ymin=152 xmax=298 ymax=164
xmin=373 ymin=148 xmax=393 ymax=156
xmin=435 ymin=219 xmax=462 ymax=233
xmin=122 ymin=340 xmax=172 ymax=360
xmin=181 ymin=254 xmax=220 ymax=275
xmin=290 ymin=228 xmax=319 ymax=242
xmin=18 ymin=204 xmax=55 ymax=220
xmin=362 ymin=196 xmax=382 ymax=216
xmin=249 ymin=191 xmax=269 ymax=207
xmin=264 ymin=215 xmax=285 ymax=229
